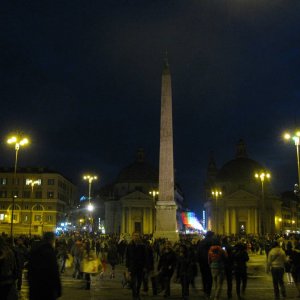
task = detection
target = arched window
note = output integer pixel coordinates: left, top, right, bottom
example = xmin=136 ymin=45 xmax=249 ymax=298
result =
xmin=8 ymin=204 xmax=21 ymax=211
xmin=33 ymin=204 xmax=44 ymax=211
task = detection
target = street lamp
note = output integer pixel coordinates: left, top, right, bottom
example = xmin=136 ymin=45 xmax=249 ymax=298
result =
xmin=7 ymin=134 xmax=29 ymax=241
xmin=149 ymin=190 xmax=159 ymax=203
xmin=255 ymin=171 xmax=271 ymax=235
xmin=149 ymin=190 xmax=159 ymax=233
xmin=284 ymin=131 xmax=300 ymax=194
xmin=211 ymin=189 xmax=222 ymax=233
xmin=83 ymin=174 xmax=97 ymax=232
xmin=26 ymin=179 xmax=41 ymax=237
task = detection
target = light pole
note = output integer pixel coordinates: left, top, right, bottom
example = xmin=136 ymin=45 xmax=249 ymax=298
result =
xmin=211 ymin=189 xmax=222 ymax=233
xmin=149 ymin=190 xmax=159 ymax=203
xmin=149 ymin=190 xmax=159 ymax=232
xmin=255 ymin=171 xmax=271 ymax=236
xmin=83 ymin=175 xmax=97 ymax=232
xmin=7 ymin=134 xmax=29 ymax=241
xmin=26 ymin=179 xmax=41 ymax=237
xmin=284 ymin=131 xmax=300 ymax=193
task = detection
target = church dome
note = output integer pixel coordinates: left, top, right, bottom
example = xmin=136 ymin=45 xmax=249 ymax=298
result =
xmin=116 ymin=148 xmax=158 ymax=183
xmin=216 ymin=139 xmax=264 ymax=183
xmin=217 ymin=157 xmax=263 ymax=182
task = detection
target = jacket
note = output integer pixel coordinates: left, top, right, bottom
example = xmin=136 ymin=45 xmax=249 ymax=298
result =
xmin=267 ymin=246 xmax=287 ymax=269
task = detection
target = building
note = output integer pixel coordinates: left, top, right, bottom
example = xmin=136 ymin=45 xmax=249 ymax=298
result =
xmin=204 ymin=139 xmax=281 ymax=235
xmin=0 ymin=167 xmax=77 ymax=236
xmin=98 ymin=149 xmax=185 ymax=235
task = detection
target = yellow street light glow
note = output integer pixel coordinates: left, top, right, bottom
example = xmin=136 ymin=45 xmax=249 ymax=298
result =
xmin=149 ymin=190 xmax=159 ymax=196
xmin=284 ymin=133 xmax=291 ymax=140
xmin=255 ymin=172 xmax=271 ymax=182
xmin=87 ymin=203 xmax=94 ymax=212
xmin=83 ymin=175 xmax=98 ymax=182
xmin=211 ymin=190 xmax=222 ymax=196
xmin=7 ymin=135 xmax=30 ymax=148
xmin=7 ymin=137 xmax=17 ymax=144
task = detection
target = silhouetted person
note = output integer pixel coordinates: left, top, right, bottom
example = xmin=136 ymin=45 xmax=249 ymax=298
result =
xmin=28 ymin=232 xmax=61 ymax=300
xmin=126 ymin=232 xmax=146 ymax=300
xmin=0 ymin=236 xmax=18 ymax=300
xmin=197 ymin=231 xmax=214 ymax=299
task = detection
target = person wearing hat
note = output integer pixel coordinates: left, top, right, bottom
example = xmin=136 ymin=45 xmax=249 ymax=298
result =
xmin=267 ymin=240 xmax=288 ymax=300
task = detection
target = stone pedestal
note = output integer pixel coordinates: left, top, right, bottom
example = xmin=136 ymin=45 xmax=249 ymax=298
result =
xmin=154 ymin=201 xmax=178 ymax=242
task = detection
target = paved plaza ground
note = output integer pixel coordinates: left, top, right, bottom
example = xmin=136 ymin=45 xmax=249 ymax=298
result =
xmin=20 ymin=254 xmax=300 ymax=300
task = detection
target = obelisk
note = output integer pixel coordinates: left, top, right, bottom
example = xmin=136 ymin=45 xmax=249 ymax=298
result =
xmin=154 ymin=55 xmax=178 ymax=241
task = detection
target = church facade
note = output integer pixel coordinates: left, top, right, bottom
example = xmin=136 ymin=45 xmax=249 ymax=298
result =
xmin=98 ymin=149 xmax=184 ymax=235
xmin=204 ymin=140 xmax=282 ymax=235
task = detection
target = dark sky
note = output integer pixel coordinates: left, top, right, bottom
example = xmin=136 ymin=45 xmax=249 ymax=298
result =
xmin=1 ymin=1 xmax=300 ymax=214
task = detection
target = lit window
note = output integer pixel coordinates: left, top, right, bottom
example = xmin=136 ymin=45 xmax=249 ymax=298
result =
xmin=0 ymin=178 xmax=7 ymax=185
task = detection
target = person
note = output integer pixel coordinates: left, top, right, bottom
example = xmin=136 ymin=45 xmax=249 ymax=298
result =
xmin=142 ymin=240 xmax=154 ymax=294
xmin=80 ymin=239 xmax=100 ymax=290
xmin=232 ymin=242 xmax=249 ymax=300
xmin=0 ymin=236 xmax=18 ymax=300
xmin=290 ymin=239 xmax=300 ymax=296
xmin=208 ymin=237 xmax=227 ymax=300
xmin=267 ymin=240 xmax=287 ymax=300
xmin=14 ymin=237 xmax=29 ymax=292
xmin=157 ymin=241 xmax=177 ymax=297
xmin=284 ymin=241 xmax=294 ymax=285
xmin=197 ymin=231 xmax=214 ymax=299
xmin=107 ymin=239 xmax=118 ymax=279
xmin=71 ymin=238 xmax=83 ymax=279
xmin=222 ymin=237 xmax=234 ymax=299
xmin=28 ymin=232 xmax=62 ymax=300
xmin=176 ymin=244 xmax=195 ymax=300
xmin=126 ymin=232 xmax=147 ymax=300
xmin=56 ymin=238 xmax=68 ymax=274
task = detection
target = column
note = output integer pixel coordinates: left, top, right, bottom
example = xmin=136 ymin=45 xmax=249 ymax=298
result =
xmin=225 ymin=209 xmax=230 ymax=234
xmin=122 ymin=206 xmax=126 ymax=233
xmin=247 ymin=209 xmax=251 ymax=234
xmin=128 ymin=207 xmax=132 ymax=234
xmin=143 ymin=208 xmax=147 ymax=234
xmin=231 ymin=209 xmax=236 ymax=234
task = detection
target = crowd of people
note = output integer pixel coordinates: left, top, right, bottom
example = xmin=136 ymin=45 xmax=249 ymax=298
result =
xmin=1 ymin=230 xmax=300 ymax=300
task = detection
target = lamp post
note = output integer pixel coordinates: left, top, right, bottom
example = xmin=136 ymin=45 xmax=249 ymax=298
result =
xmin=83 ymin=175 xmax=97 ymax=232
xmin=26 ymin=179 xmax=41 ymax=237
xmin=149 ymin=190 xmax=159 ymax=203
xmin=149 ymin=190 xmax=159 ymax=232
xmin=211 ymin=189 xmax=222 ymax=233
xmin=7 ymin=134 xmax=29 ymax=241
xmin=284 ymin=131 xmax=300 ymax=193
xmin=255 ymin=171 xmax=271 ymax=236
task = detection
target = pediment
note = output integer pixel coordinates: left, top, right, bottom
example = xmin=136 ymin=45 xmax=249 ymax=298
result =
xmin=226 ymin=189 xmax=258 ymax=202
xmin=121 ymin=190 xmax=150 ymax=200
xmin=120 ymin=190 xmax=153 ymax=207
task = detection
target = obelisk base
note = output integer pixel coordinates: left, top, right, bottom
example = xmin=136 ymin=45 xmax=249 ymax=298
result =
xmin=154 ymin=201 xmax=179 ymax=242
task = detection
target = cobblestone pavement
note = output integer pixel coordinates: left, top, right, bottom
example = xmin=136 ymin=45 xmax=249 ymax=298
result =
xmin=19 ymin=254 xmax=300 ymax=299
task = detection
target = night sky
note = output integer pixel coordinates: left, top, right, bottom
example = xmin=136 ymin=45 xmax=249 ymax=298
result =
xmin=1 ymin=1 xmax=300 ymax=214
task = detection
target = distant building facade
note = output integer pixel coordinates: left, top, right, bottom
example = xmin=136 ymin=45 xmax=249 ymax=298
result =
xmin=204 ymin=140 xmax=282 ymax=235
xmin=0 ymin=167 xmax=77 ymax=236
xmin=98 ymin=149 xmax=184 ymax=235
